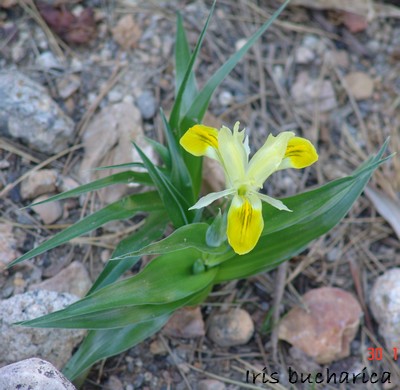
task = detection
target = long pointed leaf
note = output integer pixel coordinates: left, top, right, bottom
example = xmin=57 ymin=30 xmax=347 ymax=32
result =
xmin=9 ymin=191 xmax=162 ymax=267
xmin=169 ymin=1 xmax=216 ymax=134
xmin=160 ymin=109 xmax=195 ymax=203
xmin=25 ymin=171 xmax=153 ymax=209
xmin=175 ymin=12 xmax=198 ymax=114
xmin=18 ymin=249 xmax=218 ymax=328
xmin=111 ymin=223 xmax=228 ymax=259
xmin=88 ymin=211 xmax=168 ymax=294
xmin=133 ymin=143 xmax=190 ymax=227
xmin=181 ymin=0 xmax=290 ymax=130
xmin=215 ymin=143 xmax=390 ymax=282
xmin=63 ymin=315 xmax=170 ymax=380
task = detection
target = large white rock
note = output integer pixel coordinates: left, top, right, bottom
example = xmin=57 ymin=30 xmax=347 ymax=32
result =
xmin=0 ymin=290 xmax=85 ymax=369
xmin=0 ymin=358 xmax=76 ymax=390
xmin=370 ymin=269 xmax=400 ymax=349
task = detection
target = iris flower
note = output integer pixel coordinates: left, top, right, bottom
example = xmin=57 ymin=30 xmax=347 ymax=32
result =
xmin=180 ymin=122 xmax=318 ymax=255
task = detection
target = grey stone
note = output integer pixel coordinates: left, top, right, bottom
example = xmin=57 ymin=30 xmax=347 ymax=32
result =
xmin=0 ymin=290 xmax=85 ymax=369
xmin=0 ymin=71 xmax=75 ymax=154
xmin=137 ymin=90 xmax=157 ymax=119
xmin=0 ymin=358 xmax=76 ymax=390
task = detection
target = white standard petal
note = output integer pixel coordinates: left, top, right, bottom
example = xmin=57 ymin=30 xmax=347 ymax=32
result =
xmin=257 ymin=193 xmax=292 ymax=212
xmin=218 ymin=124 xmax=248 ymax=186
xmin=189 ymin=188 xmax=236 ymax=210
xmin=247 ymin=131 xmax=295 ymax=187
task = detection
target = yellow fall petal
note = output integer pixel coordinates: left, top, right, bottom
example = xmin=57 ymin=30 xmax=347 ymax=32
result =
xmin=279 ymin=137 xmax=318 ymax=169
xmin=227 ymin=194 xmax=264 ymax=255
xmin=179 ymin=124 xmax=219 ymax=159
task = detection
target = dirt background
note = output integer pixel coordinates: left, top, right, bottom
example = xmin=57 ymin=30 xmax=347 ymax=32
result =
xmin=1 ymin=0 xmax=400 ymax=389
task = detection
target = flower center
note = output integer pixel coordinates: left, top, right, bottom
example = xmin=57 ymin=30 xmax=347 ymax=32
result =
xmin=237 ymin=185 xmax=248 ymax=196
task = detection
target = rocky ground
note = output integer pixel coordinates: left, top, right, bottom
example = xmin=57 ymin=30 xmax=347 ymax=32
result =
xmin=0 ymin=0 xmax=400 ymax=389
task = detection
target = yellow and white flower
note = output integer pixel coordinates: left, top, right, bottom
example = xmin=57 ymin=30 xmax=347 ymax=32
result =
xmin=180 ymin=122 xmax=318 ymax=255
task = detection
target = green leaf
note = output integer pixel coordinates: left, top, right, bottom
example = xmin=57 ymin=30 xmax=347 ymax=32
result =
xmin=19 ymin=292 xmax=201 ymax=329
xmin=133 ymin=143 xmax=191 ymax=227
xmin=25 ymin=171 xmax=153 ymax=209
xmin=64 ymin=212 xmax=168 ymax=381
xmin=63 ymin=315 xmax=170 ymax=381
xmin=169 ymin=1 xmax=216 ymax=135
xmin=88 ymin=211 xmax=168 ymax=294
xmin=143 ymin=136 xmax=171 ymax=168
xmin=9 ymin=191 xmax=163 ymax=267
xmin=215 ymin=142 xmax=390 ymax=282
xmin=111 ymin=223 xmax=228 ymax=259
xmin=160 ymin=109 xmax=194 ymax=204
xmin=92 ymin=162 xmax=144 ymax=171
xmin=206 ymin=209 xmax=227 ymax=247
xmin=18 ymin=249 xmax=218 ymax=329
xmin=175 ymin=12 xmax=198 ymax=115
xmin=180 ymin=0 xmax=290 ymax=131
xmin=169 ymin=3 xmax=216 ymax=198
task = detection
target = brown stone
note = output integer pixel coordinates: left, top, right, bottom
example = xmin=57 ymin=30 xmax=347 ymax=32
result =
xmin=278 ymin=287 xmax=362 ymax=364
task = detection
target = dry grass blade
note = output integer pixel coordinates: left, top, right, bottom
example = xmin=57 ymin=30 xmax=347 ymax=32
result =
xmin=365 ymin=187 xmax=400 ymax=240
xmin=0 ymin=138 xmax=41 ymax=164
xmin=159 ymin=335 xmax=193 ymax=390
xmin=0 ymin=144 xmax=83 ymax=199
xmin=17 ymin=0 xmax=66 ymax=59
xmin=287 ymin=0 xmax=400 ymax=20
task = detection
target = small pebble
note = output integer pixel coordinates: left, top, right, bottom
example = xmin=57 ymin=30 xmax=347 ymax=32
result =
xmin=57 ymin=75 xmax=81 ymax=99
xmin=163 ymin=306 xmax=205 ymax=338
xmin=20 ymin=169 xmax=58 ymax=200
xmin=108 ymin=89 xmax=123 ymax=103
xmin=198 ymin=379 xmax=226 ymax=390
xmin=295 ymin=46 xmax=315 ymax=64
xmin=235 ymin=38 xmax=246 ymax=51
xmin=31 ymin=195 xmax=62 ymax=224
xmin=35 ymin=51 xmax=61 ymax=69
xmin=29 ymin=261 xmax=91 ymax=298
xmin=137 ymin=90 xmax=157 ymax=119
xmin=218 ymin=90 xmax=233 ymax=106
xmin=149 ymin=339 xmax=168 ymax=356
xmin=208 ymin=308 xmax=254 ymax=347
xmin=344 ymin=71 xmax=374 ymax=100
xmin=0 ymin=223 xmax=18 ymax=268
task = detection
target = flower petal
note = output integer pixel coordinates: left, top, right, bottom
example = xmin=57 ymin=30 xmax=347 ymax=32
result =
xmin=257 ymin=193 xmax=292 ymax=212
xmin=247 ymin=131 xmax=295 ymax=187
xmin=180 ymin=124 xmax=219 ymax=160
xmin=218 ymin=123 xmax=248 ymax=186
xmin=227 ymin=194 xmax=264 ymax=255
xmin=189 ymin=188 xmax=235 ymax=210
xmin=278 ymin=137 xmax=318 ymax=170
